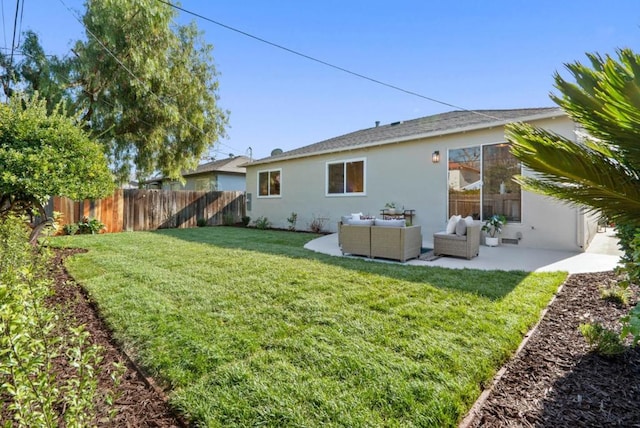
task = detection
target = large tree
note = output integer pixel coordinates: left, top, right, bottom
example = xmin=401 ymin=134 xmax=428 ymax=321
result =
xmin=71 ymin=0 xmax=228 ymax=183
xmin=507 ymin=48 xmax=640 ymax=228
xmin=0 ymin=94 xmax=114 ymax=243
xmin=1 ymin=0 xmax=228 ymax=184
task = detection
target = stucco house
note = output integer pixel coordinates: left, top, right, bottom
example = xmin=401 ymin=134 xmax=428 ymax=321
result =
xmin=145 ymin=155 xmax=249 ymax=191
xmin=244 ymin=108 xmax=598 ymax=251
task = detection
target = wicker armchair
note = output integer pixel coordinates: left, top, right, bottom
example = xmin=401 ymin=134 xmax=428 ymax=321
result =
xmin=433 ymin=224 xmax=480 ymax=260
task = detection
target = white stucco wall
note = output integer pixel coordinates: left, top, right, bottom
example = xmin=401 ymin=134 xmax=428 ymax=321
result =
xmin=245 ymin=115 xmax=592 ymax=251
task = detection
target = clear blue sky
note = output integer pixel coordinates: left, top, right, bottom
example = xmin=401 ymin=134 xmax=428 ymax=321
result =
xmin=5 ymin=0 xmax=640 ymax=160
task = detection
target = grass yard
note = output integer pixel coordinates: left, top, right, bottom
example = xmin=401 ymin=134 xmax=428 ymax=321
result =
xmin=51 ymin=227 xmax=566 ymax=427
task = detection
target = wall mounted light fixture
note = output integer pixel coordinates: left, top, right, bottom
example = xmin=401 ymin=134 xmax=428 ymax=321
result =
xmin=431 ymin=150 xmax=440 ymax=163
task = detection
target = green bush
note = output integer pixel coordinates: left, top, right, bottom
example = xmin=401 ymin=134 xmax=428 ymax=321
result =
xmin=77 ymin=217 xmax=106 ymax=234
xmin=0 ymin=215 xmax=117 ymax=424
xmin=64 ymin=223 xmax=80 ymax=236
xmin=254 ymin=216 xmax=270 ymax=230
xmin=223 ymin=213 xmax=235 ymax=226
xmin=286 ymin=212 xmax=298 ymax=231
xmin=197 ymin=218 xmax=208 ymax=227
xmin=599 ymin=281 xmax=631 ymax=306
xmin=241 ymin=216 xmax=250 ymax=227
xmin=579 ymin=322 xmax=625 ymax=357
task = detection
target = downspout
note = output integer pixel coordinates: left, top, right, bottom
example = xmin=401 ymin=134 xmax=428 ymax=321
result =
xmin=576 ymin=207 xmax=585 ymax=250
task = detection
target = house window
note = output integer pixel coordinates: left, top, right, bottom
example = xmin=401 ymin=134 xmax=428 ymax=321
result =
xmin=258 ymin=169 xmax=281 ymax=197
xmin=195 ymin=176 xmax=218 ymax=192
xmin=448 ymin=143 xmax=521 ymax=222
xmin=326 ymin=158 xmax=365 ymax=195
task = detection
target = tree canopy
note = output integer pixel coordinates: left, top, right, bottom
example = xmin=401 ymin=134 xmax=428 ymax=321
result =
xmin=1 ymin=0 xmax=228 ymax=184
xmin=0 ymin=94 xmax=114 ymax=242
xmin=507 ymin=48 xmax=640 ymax=228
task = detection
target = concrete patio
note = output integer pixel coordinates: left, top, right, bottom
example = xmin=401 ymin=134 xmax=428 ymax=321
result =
xmin=304 ymin=228 xmax=622 ymax=274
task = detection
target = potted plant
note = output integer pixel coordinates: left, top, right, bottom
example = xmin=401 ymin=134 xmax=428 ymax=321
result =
xmin=482 ymin=214 xmax=506 ymax=247
xmin=385 ymin=202 xmax=398 ymax=215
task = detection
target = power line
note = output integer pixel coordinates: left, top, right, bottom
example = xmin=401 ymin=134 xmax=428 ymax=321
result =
xmin=55 ymin=0 xmax=241 ymax=156
xmin=155 ymin=0 xmax=502 ymax=122
xmin=15 ymin=0 xmax=23 ymax=49
xmin=9 ymin=0 xmax=19 ymax=66
xmin=1 ymin=0 xmax=7 ymax=49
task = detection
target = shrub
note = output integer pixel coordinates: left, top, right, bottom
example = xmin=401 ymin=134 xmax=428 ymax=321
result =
xmin=197 ymin=218 xmax=208 ymax=227
xmin=254 ymin=216 xmax=270 ymax=230
xmin=286 ymin=212 xmax=298 ymax=231
xmin=77 ymin=217 xmax=106 ymax=234
xmin=64 ymin=223 xmax=80 ymax=236
xmin=241 ymin=216 xmax=251 ymax=227
xmin=579 ymin=323 xmax=625 ymax=356
xmin=599 ymin=281 xmax=631 ymax=306
xmin=621 ymin=306 xmax=640 ymax=347
xmin=308 ymin=216 xmax=326 ymax=233
xmin=0 ymin=215 xmax=118 ymax=424
xmin=223 ymin=213 xmax=235 ymax=226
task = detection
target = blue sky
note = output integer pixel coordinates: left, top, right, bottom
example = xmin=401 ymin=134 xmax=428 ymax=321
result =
xmin=5 ymin=0 xmax=640 ymax=160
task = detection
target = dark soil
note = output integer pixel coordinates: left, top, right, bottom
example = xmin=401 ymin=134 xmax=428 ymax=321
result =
xmin=466 ymin=271 xmax=640 ymax=427
xmin=19 ymin=252 xmax=640 ymax=426
xmin=47 ymin=249 xmax=185 ymax=427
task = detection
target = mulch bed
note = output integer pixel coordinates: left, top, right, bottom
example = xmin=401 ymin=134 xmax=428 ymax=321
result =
xmin=8 ymin=250 xmax=639 ymax=426
xmin=47 ymin=249 xmax=185 ymax=427
xmin=466 ymin=271 xmax=640 ymax=427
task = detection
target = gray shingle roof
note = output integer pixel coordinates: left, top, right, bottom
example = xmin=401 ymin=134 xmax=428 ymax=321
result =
xmin=250 ymin=108 xmax=564 ymax=165
xmin=183 ymin=155 xmax=249 ymax=177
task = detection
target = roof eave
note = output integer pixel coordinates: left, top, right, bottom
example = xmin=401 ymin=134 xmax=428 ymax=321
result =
xmin=246 ymin=109 xmax=567 ymax=167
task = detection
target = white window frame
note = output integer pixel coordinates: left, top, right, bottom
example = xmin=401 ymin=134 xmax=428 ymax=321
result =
xmin=325 ymin=157 xmax=366 ymax=197
xmin=257 ymin=168 xmax=282 ymax=198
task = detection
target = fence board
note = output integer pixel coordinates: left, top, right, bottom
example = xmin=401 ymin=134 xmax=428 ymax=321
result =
xmin=47 ymin=190 xmax=245 ymax=234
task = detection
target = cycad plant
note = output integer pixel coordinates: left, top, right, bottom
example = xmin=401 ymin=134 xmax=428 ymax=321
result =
xmin=507 ymin=48 xmax=640 ymax=351
xmin=507 ymin=49 xmax=640 ymax=228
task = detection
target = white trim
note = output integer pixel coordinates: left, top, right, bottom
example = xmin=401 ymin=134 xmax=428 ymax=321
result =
xmin=256 ymin=168 xmax=282 ymax=198
xmin=325 ymin=157 xmax=367 ymax=197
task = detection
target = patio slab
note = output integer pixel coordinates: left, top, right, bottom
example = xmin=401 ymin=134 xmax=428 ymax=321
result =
xmin=304 ymin=228 xmax=622 ymax=274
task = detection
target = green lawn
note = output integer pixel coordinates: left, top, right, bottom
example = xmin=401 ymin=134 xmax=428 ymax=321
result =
xmin=52 ymin=227 xmax=566 ymax=427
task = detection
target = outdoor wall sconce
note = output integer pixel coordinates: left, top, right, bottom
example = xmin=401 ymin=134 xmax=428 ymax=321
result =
xmin=431 ymin=150 xmax=440 ymax=163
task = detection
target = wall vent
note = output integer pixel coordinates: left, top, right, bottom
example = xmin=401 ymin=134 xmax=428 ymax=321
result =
xmin=501 ymin=238 xmax=519 ymax=245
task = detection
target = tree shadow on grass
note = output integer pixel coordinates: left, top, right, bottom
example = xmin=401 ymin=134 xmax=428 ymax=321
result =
xmin=156 ymin=227 xmax=533 ymax=301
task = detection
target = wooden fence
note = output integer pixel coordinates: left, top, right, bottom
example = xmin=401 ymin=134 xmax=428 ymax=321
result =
xmin=46 ymin=189 xmax=246 ymax=233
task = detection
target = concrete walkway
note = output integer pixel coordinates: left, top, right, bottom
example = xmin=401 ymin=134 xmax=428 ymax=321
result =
xmin=304 ymin=228 xmax=622 ymax=274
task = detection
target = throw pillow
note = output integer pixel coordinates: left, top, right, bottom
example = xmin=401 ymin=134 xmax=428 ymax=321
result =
xmin=350 ymin=212 xmax=363 ymax=220
xmin=446 ymin=215 xmax=461 ymax=234
xmin=374 ymin=219 xmax=406 ymax=227
xmin=455 ymin=218 xmax=467 ymax=236
xmin=464 ymin=215 xmax=474 ymax=226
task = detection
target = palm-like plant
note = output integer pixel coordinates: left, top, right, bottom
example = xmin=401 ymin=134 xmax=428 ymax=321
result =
xmin=507 ymin=49 xmax=640 ymax=228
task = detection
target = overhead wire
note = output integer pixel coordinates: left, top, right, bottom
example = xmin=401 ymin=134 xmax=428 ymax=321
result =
xmin=8 ymin=0 xmax=19 ymax=66
xmin=15 ymin=0 xmax=23 ymax=49
xmin=1 ymin=0 xmax=7 ymax=50
xmin=55 ymin=0 xmax=241 ymax=157
xmin=155 ymin=0 xmax=503 ymax=122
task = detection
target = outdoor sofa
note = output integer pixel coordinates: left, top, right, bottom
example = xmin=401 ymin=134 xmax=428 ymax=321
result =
xmin=339 ymin=217 xmax=422 ymax=262
xmin=433 ymin=216 xmax=481 ymax=259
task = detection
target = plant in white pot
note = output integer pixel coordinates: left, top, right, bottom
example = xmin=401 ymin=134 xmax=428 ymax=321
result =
xmin=482 ymin=214 xmax=506 ymax=247
xmin=384 ymin=201 xmax=398 ymax=215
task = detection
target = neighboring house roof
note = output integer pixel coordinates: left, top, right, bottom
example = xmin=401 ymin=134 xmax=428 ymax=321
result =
xmin=249 ymin=107 xmax=565 ymax=166
xmin=182 ymin=155 xmax=249 ymax=177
